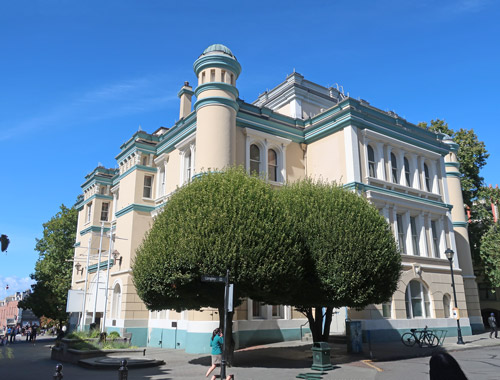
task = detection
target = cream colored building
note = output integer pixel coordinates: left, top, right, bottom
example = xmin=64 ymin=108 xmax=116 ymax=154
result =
xmin=69 ymin=44 xmax=483 ymax=352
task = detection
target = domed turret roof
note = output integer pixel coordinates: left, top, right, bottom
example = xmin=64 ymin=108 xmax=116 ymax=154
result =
xmin=202 ymin=44 xmax=236 ymax=59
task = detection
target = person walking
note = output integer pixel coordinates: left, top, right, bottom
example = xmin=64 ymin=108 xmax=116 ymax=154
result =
xmin=26 ymin=325 xmax=31 ymax=342
xmin=205 ymin=328 xmax=223 ymax=380
xmin=31 ymin=324 xmax=37 ymax=342
xmin=488 ymin=312 xmax=498 ymax=338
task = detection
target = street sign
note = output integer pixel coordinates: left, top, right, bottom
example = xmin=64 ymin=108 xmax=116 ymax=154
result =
xmin=201 ymin=275 xmax=226 ymax=283
xmin=227 ymin=284 xmax=234 ymax=312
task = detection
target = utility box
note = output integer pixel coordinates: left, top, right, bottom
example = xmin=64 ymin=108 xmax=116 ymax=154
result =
xmin=311 ymin=342 xmax=333 ymax=371
xmin=346 ymin=320 xmax=363 ymax=353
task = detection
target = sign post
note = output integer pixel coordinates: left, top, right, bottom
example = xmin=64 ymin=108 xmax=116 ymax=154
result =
xmin=201 ymin=270 xmax=232 ymax=380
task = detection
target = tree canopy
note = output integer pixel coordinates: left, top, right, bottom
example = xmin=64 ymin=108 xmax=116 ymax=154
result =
xmin=479 ymin=224 xmax=500 ymax=289
xmin=133 ymin=168 xmax=304 ymax=313
xmin=278 ymin=180 xmax=401 ymax=341
xmin=19 ymin=204 xmax=77 ymax=322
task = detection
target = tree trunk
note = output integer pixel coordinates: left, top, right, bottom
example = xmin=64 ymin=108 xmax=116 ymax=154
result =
xmin=304 ymin=307 xmax=325 ymax=342
xmin=322 ymin=306 xmax=334 ymax=341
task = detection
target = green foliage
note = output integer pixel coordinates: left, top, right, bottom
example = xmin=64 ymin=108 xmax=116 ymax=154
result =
xmin=19 ymin=205 xmax=78 ymax=321
xmin=133 ymin=167 xmax=304 ymax=311
xmin=278 ymin=179 xmax=401 ymax=309
xmin=108 ymin=331 xmax=120 ymax=338
xmin=479 ymin=224 xmax=500 ymax=288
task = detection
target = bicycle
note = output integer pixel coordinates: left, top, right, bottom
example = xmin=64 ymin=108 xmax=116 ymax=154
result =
xmin=401 ymin=326 xmax=439 ymax=347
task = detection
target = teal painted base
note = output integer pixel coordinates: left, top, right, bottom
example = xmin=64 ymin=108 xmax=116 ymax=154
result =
xmin=125 ymin=327 xmax=148 ymax=347
xmin=147 ymin=327 xmax=308 ymax=354
xmin=471 ymin=323 xmax=485 ymax=334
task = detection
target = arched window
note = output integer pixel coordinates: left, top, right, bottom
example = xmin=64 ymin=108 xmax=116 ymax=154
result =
xmin=443 ymin=294 xmax=451 ymax=318
xmin=112 ymin=284 xmax=121 ymax=319
xmin=250 ymin=144 xmax=260 ymax=175
xmin=424 ymin=163 xmax=431 ymax=192
xmin=367 ymin=145 xmax=376 ymax=177
xmin=391 ymin=153 xmax=398 ymax=183
xmin=405 ymin=280 xmax=431 ymax=318
xmin=268 ymin=149 xmax=278 ymax=181
xmin=404 ymin=157 xmax=411 ymax=186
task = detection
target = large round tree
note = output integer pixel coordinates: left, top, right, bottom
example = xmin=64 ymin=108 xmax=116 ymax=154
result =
xmin=278 ymin=180 xmax=401 ymax=342
xmin=133 ymin=168 xmax=304 ymax=320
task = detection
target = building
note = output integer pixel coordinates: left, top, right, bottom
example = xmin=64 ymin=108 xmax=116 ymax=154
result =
xmin=0 ymin=290 xmax=38 ymax=333
xmin=69 ymin=44 xmax=483 ymax=353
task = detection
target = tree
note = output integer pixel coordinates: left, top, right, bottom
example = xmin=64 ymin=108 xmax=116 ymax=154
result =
xmin=278 ymin=180 xmax=402 ymax=342
xmin=133 ymin=168 xmax=304 ymax=351
xmin=479 ymin=224 xmax=500 ymax=289
xmin=19 ymin=205 xmax=78 ymax=323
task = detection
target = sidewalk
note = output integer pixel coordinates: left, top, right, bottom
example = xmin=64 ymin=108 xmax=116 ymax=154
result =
xmin=2 ymin=332 xmax=500 ymax=379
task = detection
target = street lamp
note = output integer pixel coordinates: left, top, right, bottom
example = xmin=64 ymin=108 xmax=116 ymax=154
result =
xmin=445 ymin=248 xmax=465 ymax=345
xmin=75 ymin=263 xmax=84 ymax=275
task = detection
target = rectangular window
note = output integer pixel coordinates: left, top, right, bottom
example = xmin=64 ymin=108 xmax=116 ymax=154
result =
xmin=431 ymin=221 xmax=439 ymax=258
xmin=410 ymin=217 xmax=420 ymax=256
xmin=397 ymin=214 xmax=406 ymax=254
xmin=210 ymin=69 xmax=215 ymax=82
xmin=86 ymin=202 xmax=92 ymax=223
xmin=252 ymin=300 xmax=264 ymax=318
xmin=382 ymin=302 xmax=392 ymax=318
xmin=143 ymin=176 xmax=153 ymax=198
xmin=221 ymin=70 xmax=226 ymax=83
xmin=100 ymin=202 xmax=109 ymax=221
xmin=272 ymin=305 xmax=283 ymax=318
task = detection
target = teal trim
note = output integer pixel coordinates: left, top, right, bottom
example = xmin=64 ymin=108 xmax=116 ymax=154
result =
xmin=177 ymin=87 xmax=194 ymax=98
xmin=194 ymin=96 xmax=239 ymax=112
xmin=445 ymin=162 xmax=460 ymax=168
xmin=115 ymin=203 xmax=155 ymax=218
xmin=195 ymin=82 xmax=239 ymax=99
xmin=77 ymin=194 xmax=114 ymax=210
xmin=193 ymin=54 xmax=242 ymax=77
xmin=453 ymin=221 xmax=469 ymax=228
xmin=115 ymin=144 xmax=158 ymax=163
xmin=88 ymin=259 xmax=114 ymax=273
xmin=117 ymin=164 xmax=156 ymax=182
xmin=125 ymin=327 xmax=148 ymax=347
xmin=446 ymin=172 xmax=461 ymax=178
xmin=443 ymin=140 xmax=459 ymax=152
xmin=343 ymin=181 xmax=453 ymax=210
xmin=136 ymin=164 xmax=157 ymax=173
xmin=74 ymin=242 xmax=81 ymax=247
xmin=79 ymin=225 xmax=111 ymax=236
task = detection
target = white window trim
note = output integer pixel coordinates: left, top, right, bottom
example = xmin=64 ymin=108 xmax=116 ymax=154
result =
xmin=243 ymin=128 xmax=291 ymax=184
xmin=175 ymin=134 xmax=196 ymax=185
xmin=154 ymin=153 xmax=169 ymax=199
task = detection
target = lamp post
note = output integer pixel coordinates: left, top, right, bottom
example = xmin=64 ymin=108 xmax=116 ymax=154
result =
xmin=445 ymin=248 xmax=465 ymax=345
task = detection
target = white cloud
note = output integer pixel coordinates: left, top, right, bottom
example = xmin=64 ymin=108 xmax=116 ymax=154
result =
xmin=0 ymin=74 xmax=178 ymax=142
xmin=0 ymin=276 xmax=35 ymax=299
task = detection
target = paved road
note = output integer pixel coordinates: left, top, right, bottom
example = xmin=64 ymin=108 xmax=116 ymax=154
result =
xmin=1 ymin=335 xmax=500 ymax=379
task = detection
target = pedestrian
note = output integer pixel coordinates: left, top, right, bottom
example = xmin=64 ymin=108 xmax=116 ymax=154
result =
xmin=26 ymin=325 xmax=31 ymax=342
xmin=205 ymin=328 xmax=223 ymax=380
xmin=31 ymin=324 xmax=37 ymax=342
xmin=9 ymin=326 xmax=16 ymax=343
xmin=488 ymin=312 xmax=498 ymax=338
xmin=429 ymin=352 xmax=467 ymax=379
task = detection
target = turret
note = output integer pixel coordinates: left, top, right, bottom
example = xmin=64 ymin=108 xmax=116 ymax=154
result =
xmin=193 ymin=44 xmax=242 ymax=173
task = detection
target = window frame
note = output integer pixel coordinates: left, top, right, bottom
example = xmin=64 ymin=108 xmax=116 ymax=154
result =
xmin=404 ymin=156 xmax=411 ymax=187
xmin=143 ymin=175 xmax=153 ymax=199
xmin=100 ymin=202 xmax=109 ymax=222
xmin=410 ymin=216 xmax=420 ymax=256
xmin=391 ymin=153 xmax=398 ymax=183
xmin=405 ymin=280 xmax=431 ymax=319
xmin=396 ymin=214 xmax=406 ymax=254
xmin=367 ymin=145 xmax=376 ymax=178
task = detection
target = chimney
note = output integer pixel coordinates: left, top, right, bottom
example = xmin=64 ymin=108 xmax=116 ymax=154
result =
xmin=178 ymin=81 xmax=194 ymax=119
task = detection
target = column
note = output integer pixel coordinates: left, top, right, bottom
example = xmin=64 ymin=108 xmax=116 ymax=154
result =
xmin=397 ymin=151 xmax=405 ymax=186
xmin=411 ymin=154 xmax=420 ymax=190
xmin=418 ymin=214 xmax=429 ymax=257
xmin=404 ymin=211 xmax=414 ymax=255
xmin=376 ymin=142 xmax=386 ymax=180
xmin=386 ymin=146 xmax=393 ymax=182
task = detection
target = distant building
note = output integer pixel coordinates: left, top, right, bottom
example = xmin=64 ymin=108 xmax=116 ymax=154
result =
xmin=0 ymin=290 xmax=38 ymax=333
xmin=69 ymin=44 xmax=483 ymax=353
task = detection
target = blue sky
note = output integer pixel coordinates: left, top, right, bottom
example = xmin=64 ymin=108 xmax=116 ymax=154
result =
xmin=1 ymin=0 xmax=499 ymax=298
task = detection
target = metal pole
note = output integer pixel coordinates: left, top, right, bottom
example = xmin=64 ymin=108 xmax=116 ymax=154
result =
xmin=221 ymin=269 xmax=229 ymax=380
xmin=448 ymin=257 xmax=465 ymax=344
xmin=92 ymin=222 xmax=105 ymax=324
xmin=80 ymin=237 xmax=91 ymax=331
xmin=102 ymin=232 xmax=115 ymax=333
xmin=53 ymin=363 xmax=63 ymax=380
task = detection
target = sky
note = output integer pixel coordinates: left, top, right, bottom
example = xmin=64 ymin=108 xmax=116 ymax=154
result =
xmin=1 ymin=0 xmax=499 ymax=298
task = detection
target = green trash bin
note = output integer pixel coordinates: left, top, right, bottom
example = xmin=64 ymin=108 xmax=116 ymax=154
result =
xmin=311 ymin=342 xmax=333 ymax=371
